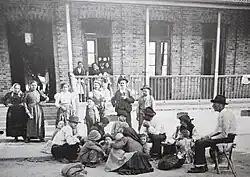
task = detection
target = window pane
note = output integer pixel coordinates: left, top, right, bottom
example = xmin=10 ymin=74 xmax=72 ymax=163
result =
xmin=87 ymin=41 xmax=95 ymax=53
xmin=163 ymin=55 xmax=168 ymax=66
xmin=149 ymin=42 xmax=155 ymax=53
xmin=148 ymin=66 xmax=155 ymax=76
xmin=149 ymin=54 xmax=155 ymax=65
xmin=160 ymin=42 xmax=168 ymax=54
xmin=162 ymin=66 xmax=167 ymax=76
xmin=88 ymin=54 xmax=95 ymax=66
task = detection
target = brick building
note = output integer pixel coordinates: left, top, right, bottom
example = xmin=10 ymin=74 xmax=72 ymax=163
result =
xmin=0 ymin=0 xmax=249 ymax=100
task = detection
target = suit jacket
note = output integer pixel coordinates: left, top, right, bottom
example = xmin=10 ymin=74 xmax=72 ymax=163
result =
xmin=73 ymin=67 xmax=85 ymax=76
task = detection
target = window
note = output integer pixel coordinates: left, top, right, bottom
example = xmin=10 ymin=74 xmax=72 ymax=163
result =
xmin=87 ymin=40 xmax=96 ymax=66
xmin=149 ymin=21 xmax=172 ymax=76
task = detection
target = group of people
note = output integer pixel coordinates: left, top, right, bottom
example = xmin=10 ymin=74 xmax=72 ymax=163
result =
xmin=2 ymin=72 xmax=237 ymax=175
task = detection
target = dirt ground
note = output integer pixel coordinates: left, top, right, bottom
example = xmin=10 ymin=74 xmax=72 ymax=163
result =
xmin=0 ymin=151 xmax=249 ymax=177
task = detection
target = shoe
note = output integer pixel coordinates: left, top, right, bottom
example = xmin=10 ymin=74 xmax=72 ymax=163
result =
xmin=59 ymin=158 xmax=70 ymax=164
xmin=85 ymin=163 xmax=97 ymax=168
xmin=24 ymin=138 xmax=30 ymax=143
xmin=188 ymin=166 xmax=207 ymax=173
xmin=40 ymin=138 xmax=45 ymax=142
xmin=14 ymin=137 xmax=18 ymax=142
xmin=190 ymin=165 xmax=208 ymax=172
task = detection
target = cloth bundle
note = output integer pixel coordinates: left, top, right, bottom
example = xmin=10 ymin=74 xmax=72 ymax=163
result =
xmin=61 ymin=163 xmax=87 ymax=177
xmin=157 ymin=154 xmax=185 ymax=171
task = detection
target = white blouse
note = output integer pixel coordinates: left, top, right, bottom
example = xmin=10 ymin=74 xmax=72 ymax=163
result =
xmin=54 ymin=92 xmax=76 ymax=109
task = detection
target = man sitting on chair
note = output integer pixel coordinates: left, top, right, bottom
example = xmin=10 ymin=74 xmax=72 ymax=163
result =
xmin=188 ymin=95 xmax=236 ymax=173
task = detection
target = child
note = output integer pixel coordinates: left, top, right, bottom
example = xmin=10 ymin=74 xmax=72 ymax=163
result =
xmin=77 ymin=130 xmax=106 ymax=168
xmin=111 ymin=113 xmax=129 ymax=137
xmin=140 ymin=133 xmax=151 ymax=155
xmin=137 ymin=85 xmax=155 ymax=132
xmin=41 ymin=121 xmax=64 ymax=154
xmin=85 ymin=97 xmax=100 ymax=134
xmin=175 ymin=129 xmax=194 ymax=164
xmin=101 ymin=133 xmax=114 ymax=161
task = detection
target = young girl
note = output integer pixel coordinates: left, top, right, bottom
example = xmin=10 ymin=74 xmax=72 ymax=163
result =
xmin=85 ymin=97 xmax=100 ymax=134
xmin=41 ymin=121 xmax=65 ymax=154
xmin=176 ymin=129 xmax=194 ymax=164
xmin=111 ymin=113 xmax=129 ymax=137
xmin=137 ymin=85 xmax=155 ymax=132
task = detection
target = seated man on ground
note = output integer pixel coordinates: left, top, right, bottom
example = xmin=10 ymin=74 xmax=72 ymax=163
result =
xmin=140 ymin=107 xmax=166 ymax=158
xmin=188 ymin=95 xmax=236 ymax=173
xmin=77 ymin=130 xmax=107 ymax=168
xmin=51 ymin=116 xmax=81 ymax=163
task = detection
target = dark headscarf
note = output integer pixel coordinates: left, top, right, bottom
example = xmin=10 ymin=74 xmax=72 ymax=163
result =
xmin=122 ymin=127 xmax=143 ymax=145
xmin=179 ymin=123 xmax=195 ymax=138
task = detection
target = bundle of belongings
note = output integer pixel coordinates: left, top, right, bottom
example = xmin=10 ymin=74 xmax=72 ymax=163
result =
xmin=157 ymin=153 xmax=185 ymax=171
xmin=61 ymin=163 xmax=87 ymax=177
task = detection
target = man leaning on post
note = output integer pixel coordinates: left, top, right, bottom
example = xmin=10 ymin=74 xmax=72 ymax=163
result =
xmin=188 ymin=95 xmax=236 ymax=173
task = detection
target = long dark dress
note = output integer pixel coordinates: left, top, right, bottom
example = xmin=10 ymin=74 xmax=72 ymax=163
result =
xmin=24 ymin=90 xmax=48 ymax=139
xmin=111 ymin=90 xmax=135 ymax=127
xmin=2 ymin=92 xmax=27 ymax=138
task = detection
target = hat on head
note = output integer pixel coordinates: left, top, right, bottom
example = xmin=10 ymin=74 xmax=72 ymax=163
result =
xmin=93 ymin=79 xmax=102 ymax=86
xmin=211 ymin=95 xmax=228 ymax=105
xmin=67 ymin=115 xmax=81 ymax=123
xmin=118 ymin=75 xmax=129 ymax=83
xmin=103 ymin=133 xmax=114 ymax=140
xmin=178 ymin=114 xmax=194 ymax=123
xmin=88 ymin=130 xmax=101 ymax=141
xmin=143 ymin=107 xmax=156 ymax=120
xmin=177 ymin=112 xmax=188 ymax=119
xmin=140 ymin=85 xmax=151 ymax=91
xmin=117 ymin=110 xmax=128 ymax=117
xmin=100 ymin=117 xmax=110 ymax=125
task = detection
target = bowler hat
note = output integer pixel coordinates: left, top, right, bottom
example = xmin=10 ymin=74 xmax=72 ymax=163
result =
xmin=211 ymin=95 xmax=228 ymax=105
xmin=140 ymin=85 xmax=151 ymax=91
xmin=118 ymin=75 xmax=129 ymax=83
xmin=88 ymin=130 xmax=101 ymax=141
xmin=143 ymin=107 xmax=156 ymax=118
xmin=67 ymin=115 xmax=81 ymax=123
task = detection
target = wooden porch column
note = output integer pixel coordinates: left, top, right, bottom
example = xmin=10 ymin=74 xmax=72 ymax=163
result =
xmin=66 ymin=2 xmax=73 ymax=74
xmin=145 ymin=7 xmax=150 ymax=85
xmin=213 ymin=12 xmax=221 ymax=99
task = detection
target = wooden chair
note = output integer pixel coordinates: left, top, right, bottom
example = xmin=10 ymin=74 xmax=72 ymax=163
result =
xmin=214 ymin=142 xmax=237 ymax=177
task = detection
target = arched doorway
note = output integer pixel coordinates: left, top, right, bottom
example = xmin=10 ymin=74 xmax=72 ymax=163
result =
xmin=6 ymin=19 xmax=56 ymax=100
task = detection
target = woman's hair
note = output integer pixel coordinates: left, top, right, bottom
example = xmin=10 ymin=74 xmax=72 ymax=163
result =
xmin=60 ymin=82 xmax=70 ymax=89
xmin=30 ymin=80 xmax=38 ymax=85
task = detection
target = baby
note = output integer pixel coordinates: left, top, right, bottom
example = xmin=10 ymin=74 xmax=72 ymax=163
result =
xmin=41 ymin=121 xmax=64 ymax=154
xmin=140 ymin=133 xmax=151 ymax=155
xmin=176 ymin=129 xmax=194 ymax=164
xmin=111 ymin=114 xmax=129 ymax=137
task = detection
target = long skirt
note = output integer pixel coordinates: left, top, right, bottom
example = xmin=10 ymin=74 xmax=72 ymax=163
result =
xmin=6 ymin=105 xmax=27 ymax=137
xmin=116 ymin=152 xmax=154 ymax=175
xmin=26 ymin=104 xmax=45 ymax=139
xmin=51 ymin=143 xmax=80 ymax=161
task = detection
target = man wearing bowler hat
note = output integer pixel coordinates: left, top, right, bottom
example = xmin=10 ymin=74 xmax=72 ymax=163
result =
xmin=188 ymin=95 xmax=236 ymax=173
xmin=51 ymin=115 xmax=81 ymax=163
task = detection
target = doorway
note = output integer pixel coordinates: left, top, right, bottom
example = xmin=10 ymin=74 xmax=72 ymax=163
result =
xmin=6 ymin=19 xmax=56 ymax=100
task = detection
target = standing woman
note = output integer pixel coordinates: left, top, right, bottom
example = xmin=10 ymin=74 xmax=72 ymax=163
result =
xmin=24 ymin=80 xmax=49 ymax=143
xmin=111 ymin=76 xmax=135 ymax=127
xmin=54 ymin=83 xmax=77 ymax=126
xmin=2 ymin=83 xmax=27 ymax=141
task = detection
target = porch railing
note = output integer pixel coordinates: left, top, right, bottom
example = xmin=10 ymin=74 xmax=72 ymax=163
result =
xmin=74 ymin=75 xmax=145 ymax=102
xmin=73 ymin=75 xmax=250 ymax=102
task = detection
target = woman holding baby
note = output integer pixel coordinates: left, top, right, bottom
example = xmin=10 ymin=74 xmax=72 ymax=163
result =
xmin=105 ymin=127 xmax=153 ymax=175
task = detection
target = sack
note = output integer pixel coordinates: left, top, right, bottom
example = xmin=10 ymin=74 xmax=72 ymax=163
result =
xmin=157 ymin=154 xmax=185 ymax=171
xmin=41 ymin=140 xmax=53 ymax=154
xmin=61 ymin=163 xmax=87 ymax=177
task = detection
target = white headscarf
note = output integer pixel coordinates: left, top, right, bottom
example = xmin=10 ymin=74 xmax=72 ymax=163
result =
xmin=10 ymin=83 xmax=23 ymax=97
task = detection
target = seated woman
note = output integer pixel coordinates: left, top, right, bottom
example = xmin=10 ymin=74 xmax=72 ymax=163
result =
xmin=105 ymin=127 xmax=153 ymax=175
xmin=140 ymin=107 xmax=166 ymax=158
xmin=51 ymin=116 xmax=81 ymax=163
xmin=172 ymin=113 xmax=199 ymax=163
xmin=77 ymin=130 xmax=106 ymax=168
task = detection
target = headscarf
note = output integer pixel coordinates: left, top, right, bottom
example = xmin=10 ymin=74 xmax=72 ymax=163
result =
xmin=10 ymin=83 xmax=22 ymax=97
xmin=122 ymin=127 xmax=142 ymax=145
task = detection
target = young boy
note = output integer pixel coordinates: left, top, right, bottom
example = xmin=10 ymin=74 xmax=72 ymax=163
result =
xmin=137 ymin=85 xmax=155 ymax=132
xmin=140 ymin=133 xmax=152 ymax=155
xmin=111 ymin=113 xmax=129 ymax=137
xmin=101 ymin=133 xmax=114 ymax=161
xmin=85 ymin=97 xmax=100 ymax=134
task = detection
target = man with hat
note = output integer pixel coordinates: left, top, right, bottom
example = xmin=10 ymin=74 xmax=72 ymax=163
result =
xmin=136 ymin=85 xmax=155 ymax=131
xmin=111 ymin=75 xmax=135 ymax=127
xmin=51 ymin=115 xmax=81 ymax=163
xmin=140 ymin=107 xmax=166 ymax=158
xmin=188 ymin=95 xmax=236 ymax=173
